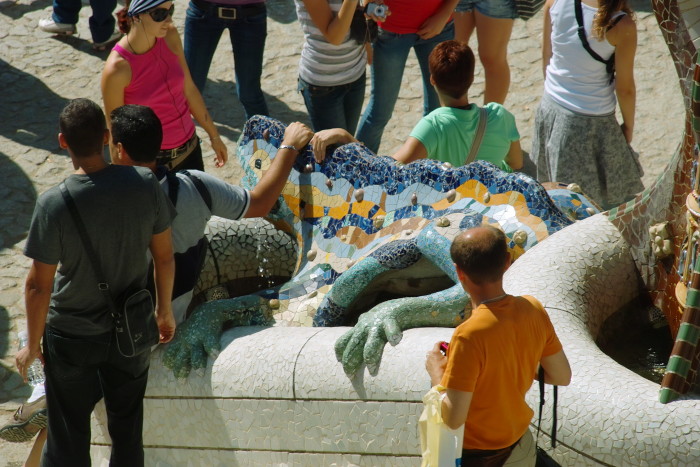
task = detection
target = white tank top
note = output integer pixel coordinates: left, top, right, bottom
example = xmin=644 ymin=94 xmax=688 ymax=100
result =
xmin=544 ymin=0 xmax=625 ymax=115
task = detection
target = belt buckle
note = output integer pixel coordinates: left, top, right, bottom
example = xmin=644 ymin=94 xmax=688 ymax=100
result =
xmin=218 ymin=6 xmax=237 ymax=19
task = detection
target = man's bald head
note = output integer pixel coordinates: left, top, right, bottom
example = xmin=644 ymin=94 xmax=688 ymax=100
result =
xmin=450 ymin=225 xmax=509 ymax=285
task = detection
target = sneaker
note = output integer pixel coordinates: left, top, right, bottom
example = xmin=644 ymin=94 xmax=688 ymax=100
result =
xmin=38 ymin=17 xmax=77 ymax=35
xmin=0 ymin=396 xmax=47 ymax=443
xmin=92 ymin=31 xmax=122 ymax=51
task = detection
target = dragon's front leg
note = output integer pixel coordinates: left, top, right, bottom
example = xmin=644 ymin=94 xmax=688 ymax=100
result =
xmin=334 ymin=284 xmax=469 ymax=375
xmin=163 ymin=294 xmax=275 ymax=378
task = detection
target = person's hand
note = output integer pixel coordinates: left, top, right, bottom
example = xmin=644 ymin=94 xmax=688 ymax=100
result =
xmin=16 ymin=345 xmax=43 ymax=383
xmin=156 ymin=308 xmax=176 ymax=344
xmin=417 ymin=14 xmax=447 ymax=39
xmin=281 ymin=122 xmax=313 ymax=153
xmin=310 ymin=128 xmax=355 ymax=163
xmin=425 ymin=341 xmax=447 ymax=386
xmin=364 ymin=0 xmax=390 ymax=22
xmin=211 ymin=136 xmax=228 ymax=168
xmin=621 ymin=123 xmax=633 ymax=144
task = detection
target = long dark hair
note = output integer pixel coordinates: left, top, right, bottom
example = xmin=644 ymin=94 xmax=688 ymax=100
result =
xmin=592 ymin=0 xmax=634 ymax=40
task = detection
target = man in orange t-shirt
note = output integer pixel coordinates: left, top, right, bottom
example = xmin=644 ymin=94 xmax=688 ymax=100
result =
xmin=425 ymin=225 xmax=571 ymax=466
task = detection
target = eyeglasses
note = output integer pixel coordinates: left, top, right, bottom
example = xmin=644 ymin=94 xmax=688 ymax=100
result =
xmin=148 ymin=4 xmax=174 ymax=22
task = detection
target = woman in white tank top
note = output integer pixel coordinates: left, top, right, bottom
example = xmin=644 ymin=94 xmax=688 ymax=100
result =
xmin=530 ymin=0 xmax=643 ymax=209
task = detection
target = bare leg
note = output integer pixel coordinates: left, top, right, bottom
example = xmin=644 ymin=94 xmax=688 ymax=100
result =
xmin=453 ymin=10 xmax=476 ymax=44
xmin=24 ymin=428 xmax=46 ymax=467
xmin=474 ymin=11 xmax=514 ymax=104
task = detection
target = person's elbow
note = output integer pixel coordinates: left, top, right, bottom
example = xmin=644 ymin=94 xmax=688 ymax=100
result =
xmin=549 ymin=367 xmax=572 ymax=386
xmin=540 ymin=350 xmax=572 ymax=386
xmin=444 ymin=416 xmax=464 ymax=430
xmin=505 ymin=141 xmax=523 ymax=170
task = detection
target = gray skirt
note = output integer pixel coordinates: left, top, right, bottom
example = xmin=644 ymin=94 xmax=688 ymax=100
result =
xmin=531 ymin=93 xmax=644 ymax=209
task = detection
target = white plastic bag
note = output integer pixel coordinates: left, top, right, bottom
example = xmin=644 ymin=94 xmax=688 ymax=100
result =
xmin=419 ymin=384 xmax=465 ymax=467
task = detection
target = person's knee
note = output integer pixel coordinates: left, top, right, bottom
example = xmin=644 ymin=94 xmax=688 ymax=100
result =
xmin=477 ymin=47 xmax=509 ymax=70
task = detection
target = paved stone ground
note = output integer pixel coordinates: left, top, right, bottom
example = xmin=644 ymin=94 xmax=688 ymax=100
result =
xmin=0 ymin=0 xmax=684 ymax=464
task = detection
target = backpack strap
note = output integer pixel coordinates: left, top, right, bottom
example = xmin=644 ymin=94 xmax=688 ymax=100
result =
xmin=164 ymin=170 xmax=180 ymax=206
xmin=464 ymin=107 xmax=488 ymax=166
xmin=574 ymin=0 xmax=622 ymax=84
xmin=180 ymin=170 xmax=212 ymax=211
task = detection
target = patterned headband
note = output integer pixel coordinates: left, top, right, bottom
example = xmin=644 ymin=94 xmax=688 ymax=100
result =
xmin=128 ymin=0 xmax=171 ymax=17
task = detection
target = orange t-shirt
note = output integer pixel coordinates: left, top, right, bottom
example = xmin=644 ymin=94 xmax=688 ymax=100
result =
xmin=440 ymin=295 xmax=563 ymax=450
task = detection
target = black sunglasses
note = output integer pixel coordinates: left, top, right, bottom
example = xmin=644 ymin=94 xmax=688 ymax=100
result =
xmin=148 ymin=4 xmax=174 ymax=22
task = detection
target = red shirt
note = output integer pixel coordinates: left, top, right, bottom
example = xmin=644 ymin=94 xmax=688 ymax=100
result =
xmin=381 ymin=0 xmax=446 ymax=34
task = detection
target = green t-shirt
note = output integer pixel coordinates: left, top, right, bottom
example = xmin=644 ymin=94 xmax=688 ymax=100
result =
xmin=409 ymin=104 xmax=520 ymax=172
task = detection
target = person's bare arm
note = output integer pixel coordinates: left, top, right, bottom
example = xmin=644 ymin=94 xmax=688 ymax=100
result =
xmin=541 ymin=0 xmax=555 ymax=77
xmin=539 ymin=350 xmax=572 ymax=386
xmin=392 ymin=137 xmax=428 ymax=164
xmin=246 ymin=122 xmax=314 ymax=218
xmin=505 ymin=140 xmax=523 ymax=170
xmin=101 ymin=54 xmax=131 ymax=162
xmin=302 ymin=0 xmax=359 ymax=46
xmin=150 ymin=227 xmax=176 ymax=343
xmin=16 ymin=261 xmax=57 ymax=381
xmin=165 ymin=27 xmax=228 ymax=167
xmin=441 ymin=387 xmax=473 ymax=430
xmin=425 ymin=341 xmax=471 ymax=430
xmin=609 ymin=15 xmax=637 ymax=143
xmin=417 ymin=0 xmax=460 ymax=40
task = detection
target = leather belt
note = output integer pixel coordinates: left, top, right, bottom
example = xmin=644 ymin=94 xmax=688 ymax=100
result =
xmin=157 ymin=132 xmax=199 ymax=170
xmin=190 ymin=0 xmax=266 ymax=19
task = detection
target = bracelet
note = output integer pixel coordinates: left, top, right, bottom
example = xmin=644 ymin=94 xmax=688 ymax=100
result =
xmin=211 ymin=136 xmax=221 ymax=141
xmin=279 ymin=144 xmax=298 ymax=152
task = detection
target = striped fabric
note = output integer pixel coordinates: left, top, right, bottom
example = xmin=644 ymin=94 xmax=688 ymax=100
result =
xmin=294 ymin=0 xmax=366 ymax=87
xmin=515 ymin=0 xmax=544 ymax=20
xmin=128 ymin=0 xmax=170 ymax=16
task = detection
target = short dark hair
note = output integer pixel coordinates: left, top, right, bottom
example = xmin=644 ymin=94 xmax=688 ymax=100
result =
xmin=450 ymin=225 xmax=509 ymax=285
xmin=110 ymin=105 xmax=163 ymax=163
xmin=58 ymin=98 xmax=106 ymax=158
xmin=429 ymin=40 xmax=475 ymax=99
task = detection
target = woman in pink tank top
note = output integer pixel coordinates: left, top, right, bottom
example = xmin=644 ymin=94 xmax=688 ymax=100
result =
xmin=101 ymin=0 xmax=228 ymax=171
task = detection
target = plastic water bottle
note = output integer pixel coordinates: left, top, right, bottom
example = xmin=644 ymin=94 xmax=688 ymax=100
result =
xmin=17 ymin=331 xmax=45 ymax=386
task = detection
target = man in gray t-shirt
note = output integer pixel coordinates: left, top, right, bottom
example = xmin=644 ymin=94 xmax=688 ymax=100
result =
xmin=110 ymin=104 xmax=313 ymax=323
xmin=13 ymin=99 xmax=176 ymax=465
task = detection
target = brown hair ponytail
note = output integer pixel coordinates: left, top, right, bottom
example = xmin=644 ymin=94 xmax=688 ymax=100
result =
xmin=117 ymin=0 xmax=132 ymax=34
xmin=592 ymin=0 xmax=634 ymax=40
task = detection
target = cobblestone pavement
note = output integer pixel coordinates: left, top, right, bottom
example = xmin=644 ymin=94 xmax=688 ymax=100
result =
xmin=0 ymin=0 xmax=684 ymax=463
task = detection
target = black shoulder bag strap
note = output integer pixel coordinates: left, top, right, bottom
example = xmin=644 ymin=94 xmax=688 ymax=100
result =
xmin=464 ymin=107 xmax=489 ymax=166
xmin=59 ymin=182 xmax=124 ymax=329
xmin=165 ymin=170 xmax=180 ymax=206
xmin=574 ymin=0 xmax=623 ymax=85
xmin=536 ymin=366 xmax=559 ymax=449
xmin=181 ymin=170 xmax=212 ymax=211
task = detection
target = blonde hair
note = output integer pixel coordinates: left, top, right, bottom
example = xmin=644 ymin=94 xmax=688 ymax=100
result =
xmin=592 ymin=0 xmax=635 ymax=40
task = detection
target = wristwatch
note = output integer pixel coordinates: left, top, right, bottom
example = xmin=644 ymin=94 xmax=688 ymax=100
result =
xmin=279 ymin=144 xmax=298 ymax=152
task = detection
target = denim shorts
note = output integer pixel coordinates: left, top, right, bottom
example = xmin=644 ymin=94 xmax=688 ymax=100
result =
xmin=455 ymin=0 xmax=518 ymax=19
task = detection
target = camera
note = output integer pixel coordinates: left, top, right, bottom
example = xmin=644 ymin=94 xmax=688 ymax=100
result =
xmin=365 ymin=2 xmax=388 ymax=21
xmin=439 ymin=341 xmax=449 ymax=355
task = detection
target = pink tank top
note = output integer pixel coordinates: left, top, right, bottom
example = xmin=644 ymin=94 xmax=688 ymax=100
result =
xmin=113 ymin=38 xmax=195 ymax=150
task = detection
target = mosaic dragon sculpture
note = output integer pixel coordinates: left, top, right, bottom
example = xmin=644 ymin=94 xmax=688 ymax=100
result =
xmin=163 ymin=115 xmax=598 ymax=378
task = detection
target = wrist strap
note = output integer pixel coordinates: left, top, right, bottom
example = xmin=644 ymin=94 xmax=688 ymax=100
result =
xmin=59 ymin=182 xmax=121 ymax=321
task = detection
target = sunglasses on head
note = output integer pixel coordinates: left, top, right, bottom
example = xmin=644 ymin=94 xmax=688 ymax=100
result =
xmin=148 ymin=4 xmax=174 ymax=22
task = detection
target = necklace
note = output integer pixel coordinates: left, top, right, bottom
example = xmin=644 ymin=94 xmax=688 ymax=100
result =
xmin=126 ymin=33 xmax=140 ymax=55
xmin=479 ymin=294 xmax=508 ymax=306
